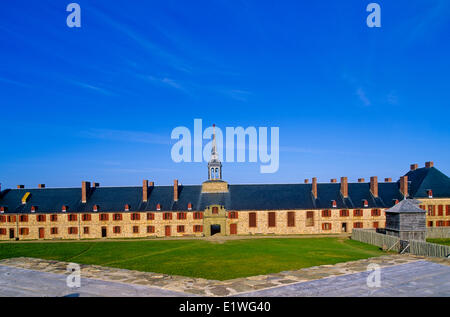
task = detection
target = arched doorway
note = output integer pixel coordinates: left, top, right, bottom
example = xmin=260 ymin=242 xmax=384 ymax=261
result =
xmin=210 ymin=224 xmax=221 ymax=236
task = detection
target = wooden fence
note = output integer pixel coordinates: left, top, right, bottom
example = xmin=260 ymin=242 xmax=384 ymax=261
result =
xmin=426 ymin=227 xmax=450 ymax=239
xmin=408 ymin=240 xmax=450 ymax=258
xmin=351 ymin=229 xmax=401 ymax=252
xmin=352 ymin=229 xmax=450 ymax=258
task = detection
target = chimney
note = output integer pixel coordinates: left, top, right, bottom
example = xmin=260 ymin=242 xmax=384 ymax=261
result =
xmin=312 ymin=177 xmax=318 ymax=199
xmin=410 ymin=164 xmax=418 ymax=171
xmin=340 ymin=177 xmax=348 ymax=198
xmin=38 ymin=184 xmax=45 ymax=189
xmin=174 ymin=179 xmax=179 ymax=202
xmin=17 ymin=185 xmax=24 ymax=189
xmin=385 ymin=178 xmax=392 ymax=182
xmin=400 ymin=176 xmax=408 ymax=198
xmin=425 ymin=161 xmax=434 ymax=168
xmin=330 ymin=179 xmax=337 ymax=183
xmin=358 ymin=178 xmax=365 ymax=183
xmin=142 ymin=180 xmax=149 ymax=203
xmin=370 ymin=176 xmax=378 ymax=197
xmin=92 ymin=182 xmax=100 ymax=188
xmin=81 ymin=181 xmax=91 ymax=203
xmin=304 ymin=179 xmax=309 ymax=184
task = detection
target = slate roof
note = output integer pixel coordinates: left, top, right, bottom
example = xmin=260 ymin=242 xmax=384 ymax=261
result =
xmin=385 ymin=199 xmax=426 ymax=213
xmin=1 ymin=166 xmax=449 ymax=214
xmin=405 ymin=167 xmax=450 ymax=198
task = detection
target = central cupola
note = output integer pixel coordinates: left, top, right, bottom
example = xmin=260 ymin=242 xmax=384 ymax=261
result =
xmin=202 ymin=124 xmax=228 ymax=193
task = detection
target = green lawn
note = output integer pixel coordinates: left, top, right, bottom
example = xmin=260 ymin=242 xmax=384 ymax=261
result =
xmin=427 ymin=238 xmax=450 ymax=246
xmin=0 ymin=238 xmax=384 ymax=280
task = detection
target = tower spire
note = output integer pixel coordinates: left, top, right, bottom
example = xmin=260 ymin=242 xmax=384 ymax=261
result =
xmin=208 ymin=124 xmax=222 ymax=180
xmin=211 ymin=124 xmax=219 ymax=161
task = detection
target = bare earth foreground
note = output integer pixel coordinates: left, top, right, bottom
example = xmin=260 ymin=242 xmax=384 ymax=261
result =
xmin=0 ymin=255 xmax=449 ymax=297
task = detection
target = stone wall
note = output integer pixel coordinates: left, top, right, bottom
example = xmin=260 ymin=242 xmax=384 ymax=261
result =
xmin=1 ymin=201 xmax=449 ymax=241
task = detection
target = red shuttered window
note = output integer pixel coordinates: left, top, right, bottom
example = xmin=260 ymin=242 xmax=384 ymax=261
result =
xmin=131 ymin=213 xmax=140 ymax=221
xmin=306 ymin=211 xmax=314 ymax=227
xmin=268 ymin=212 xmax=276 ymax=227
xmin=193 ymin=225 xmax=203 ymax=233
xmin=163 ymin=213 xmax=172 ymax=220
xmin=287 ymin=212 xmax=295 ymax=227
xmin=193 ymin=212 xmax=203 ymax=220
xmin=249 ymin=212 xmax=257 ymax=228
xmin=322 ymin=223 xmax=332 ymax=230
xmin=99 ymin=214 xmax=109 ymax=221
xmin=438 ymin=205 xmax=444 ymax=216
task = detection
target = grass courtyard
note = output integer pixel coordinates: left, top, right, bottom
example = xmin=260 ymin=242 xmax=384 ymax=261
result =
xmin=0 ymin=237 xmax=384 ymax=280
xmin=427 ymin=238 xmax=450 ymax=246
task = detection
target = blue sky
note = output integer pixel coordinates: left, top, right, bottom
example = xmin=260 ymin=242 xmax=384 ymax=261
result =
xmin=1 ymin=0 xmax=449 ymax=189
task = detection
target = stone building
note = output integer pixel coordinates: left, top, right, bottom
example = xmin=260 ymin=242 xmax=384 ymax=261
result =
xmin=1 ymin=136 xmax=450 ymax=241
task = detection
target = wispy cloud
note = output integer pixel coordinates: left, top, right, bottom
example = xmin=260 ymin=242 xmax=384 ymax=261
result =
xmin=0 ymin=76 xmax=28 ymax=87
xmin=220 ymin=89 xmax=252 ymax=102
xmin=408 ymin=0 xmax=450 ymax=40
xmin=80 ymin=128 xmax=170 ymax=145
xmin=280 ymin=146 xmax=364 ymax=156
xmin=101 ymin=167 xmax=174 ymax=174
xmin=69 ymin=80 xmax=115 ymax=96
xmin=89 ymin=5 xmax=193 ymax=74
xmin=355 ymin=88 xmax=371 ymax=107
xmin=142 ymin=75 xmax=188 ymax=93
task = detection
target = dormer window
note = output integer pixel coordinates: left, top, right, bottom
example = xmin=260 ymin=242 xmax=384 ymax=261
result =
xmin=363 ymin=200 xmax=368 ymax=208
xmin=124 ymin=204 xmax=130 ymax=212
xmin=156 ymin=203 xmax=161 ymax=211
xmin=93 ymin=205 xmax=99 ymax=212
xmin=427 ymin=190 xmax=433 ymax=198
xmin=62 ymin=205 xmax=67 ymax=212
xmin=331 ymin=200 xmax=337 ymax=208
xmin=31 ymin=206 xmax=37 ymax=213
xmin=188 ymin=203 xmax=193 ymax=211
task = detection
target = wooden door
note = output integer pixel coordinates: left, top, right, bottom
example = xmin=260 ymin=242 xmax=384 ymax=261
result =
xmin=165 ymin=226 xmax=171 ymax=237
xmin=230 ymin=223 xmax=237 ymax=235
xmin=39 ymin=228 xmax=45 ymax=239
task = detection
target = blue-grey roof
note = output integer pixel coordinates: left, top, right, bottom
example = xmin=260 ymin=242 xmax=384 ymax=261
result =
xmin=1 ymin=166 xmax=449 ymax=214
xmin=405 ymin=167 xmax=450 ymax=198
xmin=385 ymin=199 xmax=426 ymax=213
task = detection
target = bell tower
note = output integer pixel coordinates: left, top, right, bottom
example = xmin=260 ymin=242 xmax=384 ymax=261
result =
xmin=208 ymin=124 xmax=222 ymax=180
